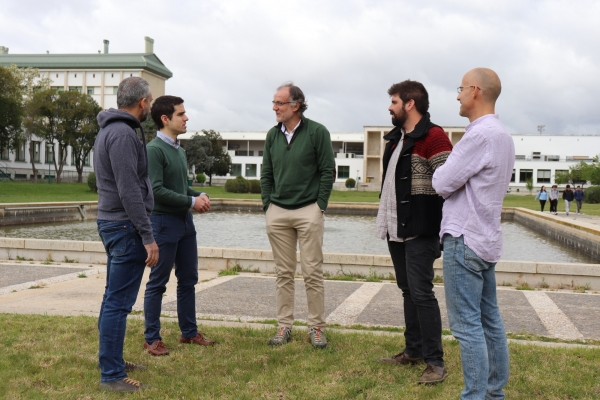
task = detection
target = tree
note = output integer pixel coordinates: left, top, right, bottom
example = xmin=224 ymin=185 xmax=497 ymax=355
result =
xmin=183 ymin=129 xmax=230 ymax=186
xmin=67 ymin=94 xmax=102 ymax=183
xmin=555 ymin=161 xmax=594 ymax=187
xmin=28 ymin=89 xmax=63 ymax=182
xmin=525 ymin=178 xmax=534 ymax=194
xmin=28 ymin=90 xmax=98 ymax=183
xmin=5 ymin=65 xmax=51 ymax=182
xmin=0 ymin=66 xmax=24 ymax=156
xmin=139 ymin=117 xmax=158 ymax=143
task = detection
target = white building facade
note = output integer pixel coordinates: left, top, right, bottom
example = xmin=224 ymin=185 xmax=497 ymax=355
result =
xmin=182 ymin=128 xmax=599 ymax=192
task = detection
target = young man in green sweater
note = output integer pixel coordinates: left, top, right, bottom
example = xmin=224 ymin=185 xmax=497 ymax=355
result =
xmin=143 ymin=96 xmax=215 ymax=356
xmin=261 ymin=82 xmax=336 ymax=348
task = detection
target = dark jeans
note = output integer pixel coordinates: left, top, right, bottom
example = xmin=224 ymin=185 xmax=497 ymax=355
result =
xmin=539 ymin=200 xmax=546 ymax=212
xmin=144 ymin=213 xmax=199 ymax=343
xmin=97 ymin=220 xmax=147 ymax=383
xmin=387 ymin=235 xmax=444 ymax=367
xmin=576 ymin=200 xmax=583 ymax=213
xmin=549 ymin=199 xmax=558 ymax=213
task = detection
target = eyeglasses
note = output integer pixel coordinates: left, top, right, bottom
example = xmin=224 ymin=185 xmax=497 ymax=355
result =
xmin=457 ymin=86 xmax=482 ymax=93
xmin=272 ymin=101 xmax=295 ymax=107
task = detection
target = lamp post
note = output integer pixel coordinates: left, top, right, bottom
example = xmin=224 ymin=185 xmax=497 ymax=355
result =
xmin=356 ymin=169 xmax=360 ymax=191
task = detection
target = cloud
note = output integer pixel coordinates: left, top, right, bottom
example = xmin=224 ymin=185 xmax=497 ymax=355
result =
xmin=1 ymin=0 xmax=598 ymax=134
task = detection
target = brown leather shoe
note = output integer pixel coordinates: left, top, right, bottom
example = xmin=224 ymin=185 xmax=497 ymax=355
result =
xmin=144 ymin=340 xmax=170 ymax=356
xmin=418 ymin=364 xmax=448 ymax=384
xmin=180 ymin=333 xmax=215 ymax=346
xmin=378 ymin=351 xmax=424 ymax=365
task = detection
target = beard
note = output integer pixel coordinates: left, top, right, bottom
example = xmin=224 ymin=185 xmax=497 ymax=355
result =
xmin=139 ymin=108 xmax=149 ymax=123
xmin=391 ymin=107 xmax=407 ymax=128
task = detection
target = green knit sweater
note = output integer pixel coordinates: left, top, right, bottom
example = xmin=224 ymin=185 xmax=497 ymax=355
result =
xmin=260 ymin=116 xmax=335 ymax=212
xmin=147 ymin=137 xmax=200 ymax=215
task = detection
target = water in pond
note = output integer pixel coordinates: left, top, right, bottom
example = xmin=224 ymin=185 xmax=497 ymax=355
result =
xmin=0 ymin=212 xmax=596 ymax=264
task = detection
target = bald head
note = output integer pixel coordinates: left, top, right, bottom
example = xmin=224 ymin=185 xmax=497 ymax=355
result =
xmin=464 ymin=68 xmax=501 ymax=104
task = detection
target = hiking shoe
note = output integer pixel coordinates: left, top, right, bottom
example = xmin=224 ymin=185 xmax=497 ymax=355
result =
xmin=99 ymin=377 xmax=148 ymax=392
xmin=417 ymin=364 xmax=448 ymax=384
xmin=180 ymin=333 xmax=215 ymax=346
xmin=144 ymin=340 xmax=170 ymax=356
xmin=378 ymin=351 xmax=424 ymax=365
xmin=269 ymin=327 xmax=292 ymax=346
xmin=124 ymin=360 xmax=146 ymax=372
xmin=309 ymin=327 xmax=328 ymax=349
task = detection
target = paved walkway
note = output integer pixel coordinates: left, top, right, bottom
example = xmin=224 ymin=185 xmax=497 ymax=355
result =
xmin=0 ymin=261 xmax=598 ymax=342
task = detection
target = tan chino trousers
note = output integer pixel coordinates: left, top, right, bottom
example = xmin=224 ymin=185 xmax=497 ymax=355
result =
xmin=266 ymin=202 xmax=326 ymax=329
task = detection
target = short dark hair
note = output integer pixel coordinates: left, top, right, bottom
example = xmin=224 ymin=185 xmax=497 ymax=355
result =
xmin=151 ymin=95 xmax=184 ymax=129
xmin=387 ymin=80 xmax=429 ymax=115
xmin=277 ymin=82 xmax=308 ymax=114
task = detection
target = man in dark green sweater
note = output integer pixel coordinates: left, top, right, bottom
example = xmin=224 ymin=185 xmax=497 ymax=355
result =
xmin=261 ymin=82 xmax=335 ymax=348
xmin=143 ymin=96 xmax=215 ymax=357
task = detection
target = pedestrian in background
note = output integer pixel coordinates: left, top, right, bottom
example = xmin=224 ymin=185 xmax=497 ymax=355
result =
xmin=563 ymin=184 xmax=574 ymax=215
xmin=534 ymin=186 xmax=548 ymax=212
xmin=549 ymin=185 xmax=559 ymax=215
xmin=574 ymin=185 xmax=585 ymax=215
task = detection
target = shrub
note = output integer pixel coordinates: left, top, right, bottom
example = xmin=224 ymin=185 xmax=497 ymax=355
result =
xmin=87 ymin=172 xmax=97 ymax=193
xmin=345 ymin=178 xmax=356 ymax=189
xmin=196 ymin=173 xmax=206 ymax=185
xmin=248 ymin=180 xmax=261 ymax=194
xmin=584 ymin=186 xmax=600 ymax=204
xmin=224 ymin=176 xmax=249 ymax=193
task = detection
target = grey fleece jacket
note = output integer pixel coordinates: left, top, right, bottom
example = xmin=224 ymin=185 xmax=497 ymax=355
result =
xmin=94 ymin=108 xmax=155 ymax=244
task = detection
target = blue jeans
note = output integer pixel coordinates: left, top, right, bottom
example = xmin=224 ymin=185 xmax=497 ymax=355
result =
xmin=443 ymin=235 xmax=509 ymax=400
xmin=97 ymin=220 xmax=147 ymax=383
xmin=387 ymin=235 xmax=444 ymax=367
xmin=144 ymin=213 xmax=198 ymax=343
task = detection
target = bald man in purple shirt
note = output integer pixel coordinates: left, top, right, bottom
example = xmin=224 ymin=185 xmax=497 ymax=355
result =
xmin=432 ymin=68 xmax=514 ymax=400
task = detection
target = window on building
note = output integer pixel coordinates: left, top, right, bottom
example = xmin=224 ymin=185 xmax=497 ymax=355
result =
xmin=58 ymin=147 xmax=68 ymax=165
xmin=84 ymin=153 xmax=90 ymax=166
xmin=112 ymin=87 xmax=118 ymax=95
xmin=46 ymin=144 xmax=54 ymax=164
xmin=14 ymin=141 xmax=25 ymax=162
xmin=258 ymin=151 xmax=263 ymax=156
xmin=230 ymin=164 xmax=242 ymax=176
xmin=554 ymin=170 xmax=568 ymax=183
xmin=510 ymin=169 xmax=515 ymax=182
xmin=87 ymin=87 xmax=95 ymax=95
xmin=537 ymin=169 xmax=551 ymax=183
xmin=515 ymin=155 xmax=526 ymax=160
xmin=235 ymin=150 xmax=254 ymax=156
xmin=55 ymin=87 xmax=64 ymax=93
xmin=32 ymin=141 xmax=40 ymax=163
xmin=338 ymin=165 xmax=350 ymax=179
xmin=345 ymin=143 xmax=364 ymax=156
xmin=245 ymin=164 xmax=257 ymax=177
xmin=68 ymin=86 xmax=82 ymax=93
xmin=0 ymin=146 xmax=9 ymax=160
xmin=519 ymin=169 xmax=533 ymax=183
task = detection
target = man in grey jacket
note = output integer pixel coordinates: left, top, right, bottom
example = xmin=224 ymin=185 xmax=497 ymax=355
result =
xmin=94 ymin=76 xmax=158 ymax=392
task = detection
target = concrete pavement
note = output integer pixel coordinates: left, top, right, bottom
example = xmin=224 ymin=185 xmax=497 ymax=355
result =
xmin=0 ymin=261 xmax=599 ymax=343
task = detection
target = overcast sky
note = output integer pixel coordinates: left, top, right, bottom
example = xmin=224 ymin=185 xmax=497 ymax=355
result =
xmin=1 ymin=0 xmax=598 ymax=135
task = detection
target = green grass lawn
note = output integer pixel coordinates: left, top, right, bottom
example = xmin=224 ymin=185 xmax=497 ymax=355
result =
xmin=1 ymin=182 xmax=599 ymax=216
xmin=0 ymin=314 xmax=598 ymax=399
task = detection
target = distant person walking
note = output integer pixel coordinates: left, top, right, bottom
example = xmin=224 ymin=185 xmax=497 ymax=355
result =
xmin=534 ymin=186 xmax=548 ymax=212
xmin=94 ymin=77 xmax=158 ymax=392
xmin=375 ymin=80 xmax=452 ymax=385
xmin=433 ymin=68 xmax=514 ymax=399
xmin=563 ymin=184 xmax=574 ymax=215
xmin=549 ymin=185 xmax=559 ymax=215
xmin=260 ymin=82 xmax=335 ymax=348
xmin=143 ymin=95 xmax=215 ymax=357
xmin=574 ymin=185 xmax=585 ymax=215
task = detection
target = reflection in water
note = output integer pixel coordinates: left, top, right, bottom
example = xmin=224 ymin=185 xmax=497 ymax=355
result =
xmin=0 ymin=212 xmax=596 ymax=264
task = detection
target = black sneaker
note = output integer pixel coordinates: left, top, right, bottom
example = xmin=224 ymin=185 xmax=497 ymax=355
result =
xmin=99 ymin=377 xmax=148 ymax=392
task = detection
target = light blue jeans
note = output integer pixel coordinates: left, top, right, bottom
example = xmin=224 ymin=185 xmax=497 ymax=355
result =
xmin=443 ymin=235 xmax=509 ymax=400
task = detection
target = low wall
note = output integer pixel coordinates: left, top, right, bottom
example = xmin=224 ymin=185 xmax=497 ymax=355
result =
xmin=503 ymin=208 xmax=600 ymax=261
xmin=1 ymin=238 xmax=599 ymax=290
xmin=209 ymin=199 xmax=379 ymax=215
xmin=0 ymin=201 xmax=98 ymax=226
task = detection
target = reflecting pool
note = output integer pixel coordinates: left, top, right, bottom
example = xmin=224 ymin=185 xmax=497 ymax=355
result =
xmin=0 ymin=211 xmax=596 ymax=264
